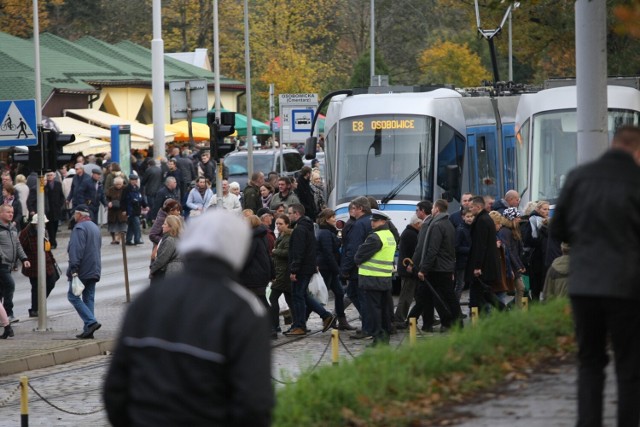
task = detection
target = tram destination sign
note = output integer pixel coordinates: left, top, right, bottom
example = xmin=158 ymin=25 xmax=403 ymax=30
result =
xmin=279 ymin=93 xmax=318 ymax=144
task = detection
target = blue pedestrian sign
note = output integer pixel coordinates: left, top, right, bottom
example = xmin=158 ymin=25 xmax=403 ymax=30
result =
xmin=0 ymin=99 xmax=38 ymax=146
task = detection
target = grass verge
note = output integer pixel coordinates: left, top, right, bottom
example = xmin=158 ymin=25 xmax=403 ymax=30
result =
xmin=273 ymin=298 xmax=575 ymax=427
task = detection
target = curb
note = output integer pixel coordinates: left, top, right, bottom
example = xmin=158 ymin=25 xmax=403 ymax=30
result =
xmin=0 ymin=340 xmax=115 ymax=377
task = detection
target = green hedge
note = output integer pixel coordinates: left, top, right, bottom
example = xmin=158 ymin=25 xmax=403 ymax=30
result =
xmin=273 ymin=298 xmax=574 ymax=427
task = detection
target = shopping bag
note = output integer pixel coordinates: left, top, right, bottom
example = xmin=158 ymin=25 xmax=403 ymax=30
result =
xmin=71 ymin=275 xmax=84 ymax=297
xmin=308 ymin=272 xmax=329 ymax=306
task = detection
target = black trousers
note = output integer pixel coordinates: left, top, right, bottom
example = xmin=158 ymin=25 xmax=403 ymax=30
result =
xmin=410 ymin=272 xmax=461 ymax=329
xmin=571 ymin=296 xmax=640 ymax=427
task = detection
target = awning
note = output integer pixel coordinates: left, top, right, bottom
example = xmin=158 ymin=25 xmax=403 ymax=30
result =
xmin=165 ymin=121 xmax=212 ymax=142
xmin=194 ymin=109 xmax=271 ymax=137
xmin=51 ymin=116 xmax=153 ymax=154
xmin=63 ymin=109 xmax=174 ymax=143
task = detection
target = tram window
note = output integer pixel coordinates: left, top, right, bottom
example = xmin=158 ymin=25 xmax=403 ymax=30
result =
xmin=437 ymin=122 xmax=464 ymax=200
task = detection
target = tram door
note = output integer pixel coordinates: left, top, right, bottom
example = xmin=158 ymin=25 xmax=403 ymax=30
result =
xmin=467 ymin=126 xmax=501 ymax=198
xmin=502 ymin=123 xmax=516 ymax=194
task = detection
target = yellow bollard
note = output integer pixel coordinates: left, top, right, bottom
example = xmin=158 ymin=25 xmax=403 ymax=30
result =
xmin=20 ymin=376 xmax=28 ymax=427
xmin=331 ymin=329 xmax=339 ymax=365
xmin=409 ymin=317 xmax=417 ymax=346
xmin=470 ymin=307 xmax=479 ymax=326
xmin=522 ymin=297 xmax=529 ymax=311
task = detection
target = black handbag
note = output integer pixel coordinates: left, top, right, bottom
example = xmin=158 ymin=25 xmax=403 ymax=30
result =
xmin=111 ymin=199 xmax=121 ymax=209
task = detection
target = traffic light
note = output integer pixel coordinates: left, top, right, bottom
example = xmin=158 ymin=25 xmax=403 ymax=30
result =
xmin=46 ymin=130 xmax=75 ymax=169
xmin=208 ymin=111 xmax=236 ymax=161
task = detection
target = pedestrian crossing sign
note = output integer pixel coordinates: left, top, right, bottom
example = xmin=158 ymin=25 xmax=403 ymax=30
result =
xmin=0 ymin=99 xmax=38 ymax=146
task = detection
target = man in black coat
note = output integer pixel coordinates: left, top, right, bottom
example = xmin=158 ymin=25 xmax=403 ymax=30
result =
xmin=551 ymin=125 xmax=640 ymax=427
xmin=104 ymin=210 xmax=274 ymax=427
xmin=294 ymin=166 xmax=317 ymax=221
xmin=76 ymin=167 xmax=107 ymax=224
xmin=465 ymin=195 xmax=500 ymax=313
xmin=44 ymin=171 xmax=65 ymax=249
xmin=415 ymin=199 xmax=461 ymax=331
xmin=393 ymin=214 xmax=421 ymax=326
xmin=141 ymin=159 xmax=162 ymax=219
xmin=285 ymin=203 xmax=335 ymax=336
xmin=151 ymin=177 xmax=181 ymax=221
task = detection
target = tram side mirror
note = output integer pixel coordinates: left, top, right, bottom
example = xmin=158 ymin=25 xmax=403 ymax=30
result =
xmin=372 ymin=128 xmax=382 ymax=156
xmin=443 ymin=164 xmax=460 ymax=202
xmin=305 ymin=136 xmax=317 ymax=160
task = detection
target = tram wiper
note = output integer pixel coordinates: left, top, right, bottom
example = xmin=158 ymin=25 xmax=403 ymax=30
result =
xmin=380 ymin=164 xmax=426 ymax=205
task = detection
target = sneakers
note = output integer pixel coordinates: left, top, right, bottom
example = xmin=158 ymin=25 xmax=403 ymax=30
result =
xmin=322 ymin=314 xmax=337 ymax=332
xmin=283 ymin=328 xmax=306 ymax=336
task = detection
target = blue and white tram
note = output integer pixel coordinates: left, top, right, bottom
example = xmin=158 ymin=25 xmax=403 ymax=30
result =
xmin=319 ymin=88 xmax=468 ymax=228
xmin=514 ymin=84 xmax=640 ymax=210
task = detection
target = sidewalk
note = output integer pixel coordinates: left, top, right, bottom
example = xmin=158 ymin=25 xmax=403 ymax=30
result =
xmin=0 ymin=224 xmax=130 ymax=377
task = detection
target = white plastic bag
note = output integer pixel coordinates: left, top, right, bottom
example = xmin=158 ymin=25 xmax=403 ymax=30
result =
xmin=308 ymin=272 xmax=329 ymax=306
xmin=71 ymin=275 xmax=84 ymax=297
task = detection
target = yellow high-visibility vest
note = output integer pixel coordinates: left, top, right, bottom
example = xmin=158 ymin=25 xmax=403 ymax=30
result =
xmin=359 ymin=229 xmax=396 ymax=277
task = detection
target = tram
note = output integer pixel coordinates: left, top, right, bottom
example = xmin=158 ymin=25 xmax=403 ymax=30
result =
xmin=306 ymin=86 xmax=520 ymax=228
xmin=514 ymin=83 xmax=640 ymax=209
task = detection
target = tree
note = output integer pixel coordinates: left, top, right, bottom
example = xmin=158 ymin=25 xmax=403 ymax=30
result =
xmin=0 ymin=0 xmax=64 ymax=38
xmin=349 ymin=51 xmax=390 ymax=88
xmin=418 ymin=41 xmax=491 ymax=87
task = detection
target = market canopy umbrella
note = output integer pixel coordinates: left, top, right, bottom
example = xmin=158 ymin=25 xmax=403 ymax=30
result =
xmin=164 ymin=121 xmax=215 ymax=142
xmin=194 ymin=108 xmax=271 ymax=137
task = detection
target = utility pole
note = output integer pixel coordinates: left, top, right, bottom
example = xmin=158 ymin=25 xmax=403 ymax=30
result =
xmin=152 ymin=0 xmax=166 ymax=161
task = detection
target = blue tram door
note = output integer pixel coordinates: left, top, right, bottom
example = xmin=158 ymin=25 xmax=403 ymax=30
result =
xmin=501 ymin=123 xmax=516 ymax=194
xmin=466 ymin=126 xmax=501 ymax=198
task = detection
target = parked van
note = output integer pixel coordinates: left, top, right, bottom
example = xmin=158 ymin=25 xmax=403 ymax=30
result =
xmin=224 ymin=149 xmax=303 ymax=189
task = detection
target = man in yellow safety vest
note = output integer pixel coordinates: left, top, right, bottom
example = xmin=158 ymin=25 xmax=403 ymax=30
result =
xmin=354 ymin=209 xmax=397 ymax=345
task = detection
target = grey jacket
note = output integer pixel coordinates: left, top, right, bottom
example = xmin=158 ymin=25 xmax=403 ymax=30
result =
xmin=418 ymin=212 xmax=456 ymax=274
xmin=0 ymin=222 xmax=27 ymax=267
xmin=150 ymin=235 xmax=182 ymax=275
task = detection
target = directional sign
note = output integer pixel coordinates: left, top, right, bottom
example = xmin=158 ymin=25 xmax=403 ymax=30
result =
xmin=0 ymin=99 xmax=38 ymax=146
xmin=279 ymin=93 xmax=318 ymax=144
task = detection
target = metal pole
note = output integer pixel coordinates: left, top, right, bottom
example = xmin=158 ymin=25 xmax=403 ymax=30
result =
xmin=33 ymin=0 xmax=47 ymax=331
xmin=244 ymin=0 xmax=254 ymax=178
xmin=120 ymin=233 xmax=130 ymax=302
xmin=508 ymin=8 xmax=513 ymax=81
xmin=370 ymin=0 xmax=375 ymax=79
xmin=185 ymin=81 xmax=195 ymax=148
xmin=20 ymin=376 xmax=28 ymax=427
xmin=576 ymin=0 xmax=608 ymax=163
xmin=213 ymin=0 xmax=223 ymax=194
xmin=152 ymin=0 xmax=166 ymax=161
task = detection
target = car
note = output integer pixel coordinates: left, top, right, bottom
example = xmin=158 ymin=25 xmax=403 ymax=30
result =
xmin=223 ymin=148 xmax=304 ymax=189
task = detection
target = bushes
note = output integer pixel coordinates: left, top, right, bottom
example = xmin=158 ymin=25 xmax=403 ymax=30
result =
xmin=273 ymin=298 xmax=574 ymax=427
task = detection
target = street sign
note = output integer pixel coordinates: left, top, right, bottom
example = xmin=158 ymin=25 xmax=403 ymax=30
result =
xmin=169 ymin=80 xmax=209 ymax=122
xmin=0 ymin=99 xmax=38 ymax=146
xmin=279 ymin=93 xmax=318 ymax=144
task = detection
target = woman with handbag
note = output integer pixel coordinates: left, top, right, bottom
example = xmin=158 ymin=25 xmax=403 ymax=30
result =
xmin=106 ymin=177 xmax=128 ymax=244
xmin=19 ymin=214 xmax=59 ymax=318
xmin=149 ymin=215 xmax=183 ymax=285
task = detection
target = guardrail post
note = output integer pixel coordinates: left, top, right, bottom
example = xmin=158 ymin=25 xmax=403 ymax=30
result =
xmin=409 ymin=317 xmax=417 ymax=346
xmin=20 ymin=376 xmax=28 ymax=427
xmin=331 ymin=329 xmax=339 ymax=365
xmin=470 ymin=307 xmax=479 ymax=326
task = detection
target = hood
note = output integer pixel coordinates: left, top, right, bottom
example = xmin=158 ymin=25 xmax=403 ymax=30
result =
xmin=552 ymin=255 xmax=570 ymax=275
xmin=178 ymin=209 xmax=251 ymax=272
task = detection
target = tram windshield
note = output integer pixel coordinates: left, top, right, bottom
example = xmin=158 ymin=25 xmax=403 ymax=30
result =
xmin=335 ymin=115 xmax=434 ymax=205
xmin=530 ymin=109 xmax=639 ymax=203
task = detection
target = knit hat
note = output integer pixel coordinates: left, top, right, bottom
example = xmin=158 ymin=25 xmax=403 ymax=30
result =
xmin=502 ymin=207 xmax=521 ymax=221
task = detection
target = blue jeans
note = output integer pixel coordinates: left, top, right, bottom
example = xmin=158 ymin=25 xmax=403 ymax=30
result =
xmin=291 ymin=274 xmax=330 ymax=329
xmin=126 ymin=215 xmax=142 ymax=244
xmin=320 ymin=269 xmax=345 ymax=318
xmin=67 ymin=278 xmax=98 ymax=332
xmin=0 ymin=264 xmax=16 ymax=317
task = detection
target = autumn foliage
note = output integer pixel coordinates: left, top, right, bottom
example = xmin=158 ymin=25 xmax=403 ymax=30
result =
xmin=418 ymin=41 xmax=492 ymax=87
